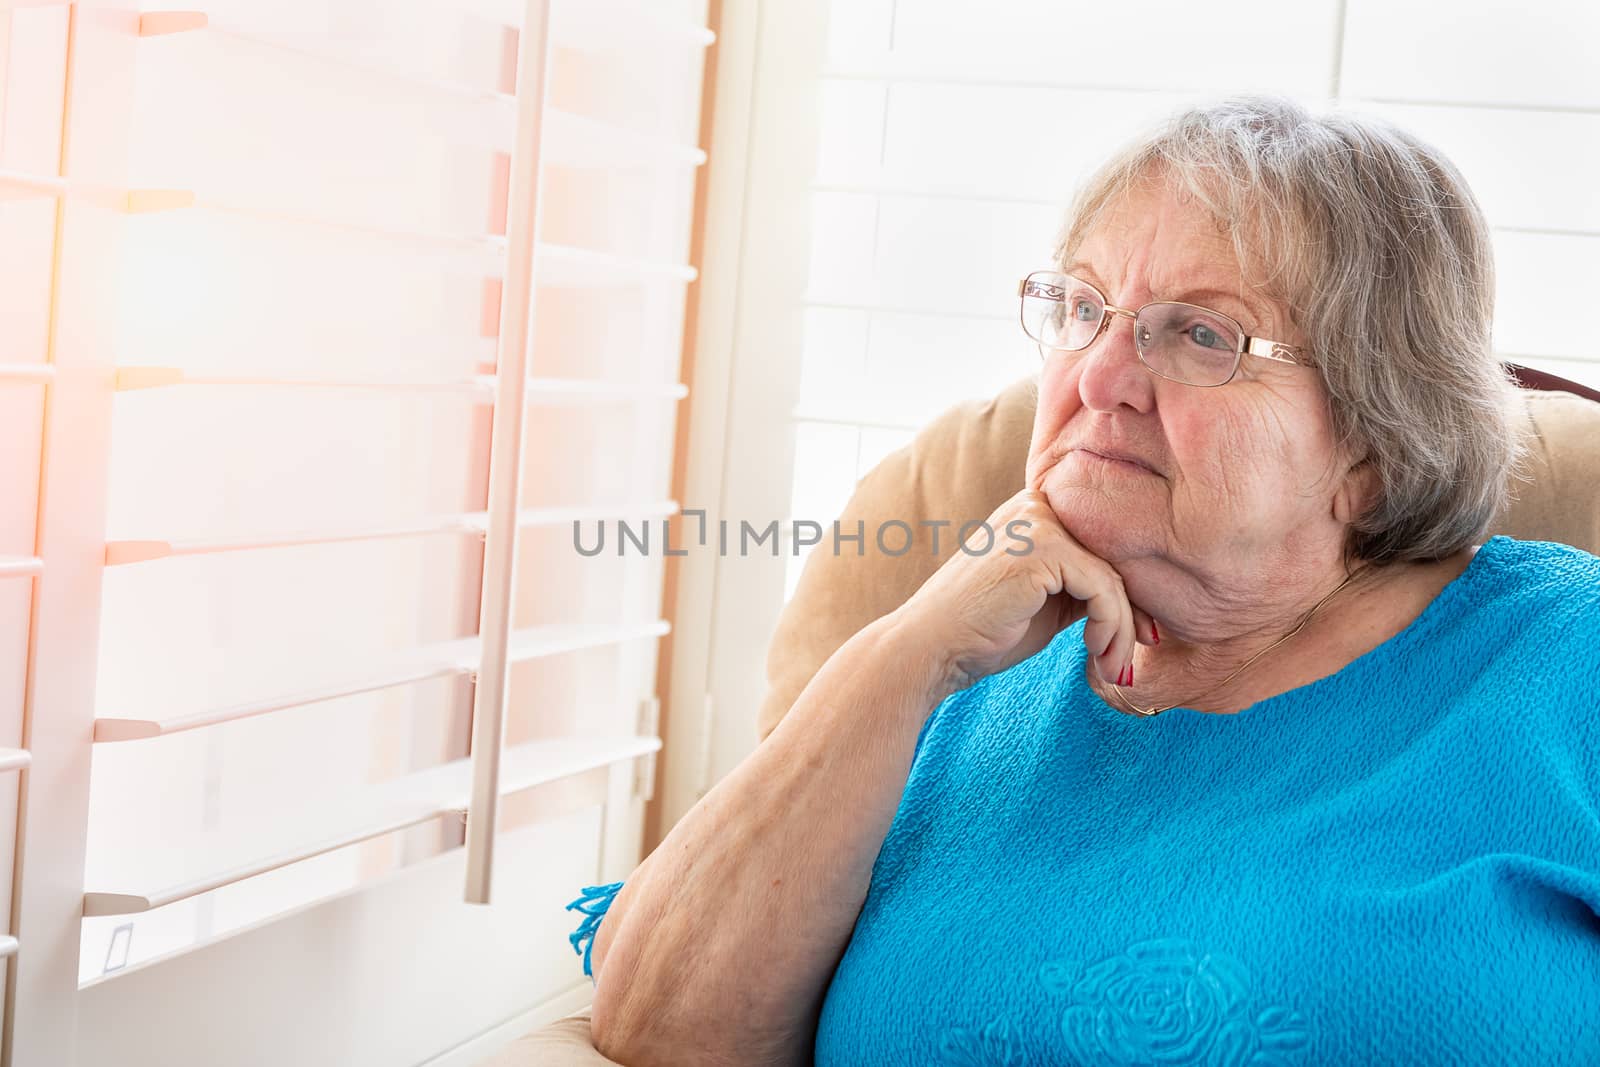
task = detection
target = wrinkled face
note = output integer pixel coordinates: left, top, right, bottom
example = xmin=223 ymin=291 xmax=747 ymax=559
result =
xmin=1026 ymin=180 xmax=1358 ymax=619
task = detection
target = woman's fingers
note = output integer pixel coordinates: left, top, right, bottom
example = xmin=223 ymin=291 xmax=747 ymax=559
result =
xmin=1132 ymin=605 xmax=1158 ymax=647
xmin=1014 ymin=592 xmax=1073 ymax=667
xmin=897 ymin=486 xmax=1149 ymax=689
xmin=1055 ymin=552 xmax=1134 ymax=686
xmin=1013 ymin=494 xmax=1140 ymax=685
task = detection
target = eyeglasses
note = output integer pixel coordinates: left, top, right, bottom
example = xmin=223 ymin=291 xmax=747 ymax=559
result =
xmin=1016 ymin=269 xmax=1314 ymax=387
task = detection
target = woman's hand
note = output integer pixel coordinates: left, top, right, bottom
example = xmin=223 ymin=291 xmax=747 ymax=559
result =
xmin=889 ymin=488 xmax=1156 ymax=693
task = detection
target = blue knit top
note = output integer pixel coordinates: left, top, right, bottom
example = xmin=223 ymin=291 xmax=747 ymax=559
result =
xmin=570 ymin=536 xmax=1600 ymax=1065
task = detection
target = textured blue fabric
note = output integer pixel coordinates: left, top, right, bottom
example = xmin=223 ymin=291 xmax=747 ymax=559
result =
xmin=566 ymin=880 xmax=623 ymax=982
xmin=812 ymin=536 xmax=1600 ymax=1065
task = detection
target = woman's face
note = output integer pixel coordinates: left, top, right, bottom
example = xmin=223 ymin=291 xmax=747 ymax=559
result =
xmin=1026 ymin=180 xmax=1367 ymax=629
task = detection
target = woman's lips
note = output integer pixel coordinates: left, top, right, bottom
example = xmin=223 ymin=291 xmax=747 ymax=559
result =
xmin=1070 ymin=448 xmax=1160 ymax=476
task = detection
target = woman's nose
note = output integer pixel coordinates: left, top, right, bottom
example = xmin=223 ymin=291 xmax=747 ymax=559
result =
xmin=1075 ymin=310 xmax=1156 ymax=414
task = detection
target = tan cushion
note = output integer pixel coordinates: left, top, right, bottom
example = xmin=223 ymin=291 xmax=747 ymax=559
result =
xmin=756 ymin=378 xmax=1600 ymax=742
xmin=476 ymin=1009 xmax=622 ymax=1067
xmin=1493 ymin=390 xmax=1600 ymax=548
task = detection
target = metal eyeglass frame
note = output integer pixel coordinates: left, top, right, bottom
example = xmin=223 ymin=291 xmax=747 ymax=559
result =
xmin=1016 ymin=270 xmax=1314 ymax=387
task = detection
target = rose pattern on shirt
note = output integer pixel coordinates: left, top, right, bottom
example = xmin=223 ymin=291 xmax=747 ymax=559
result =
xmin=937 ymin=938 xmax=1310 ymax=1065
xmin=1043 ymin=938 xmax=1311 ymax=1066
xmin=937 ymin=1018 xmax=1025 ymax=1066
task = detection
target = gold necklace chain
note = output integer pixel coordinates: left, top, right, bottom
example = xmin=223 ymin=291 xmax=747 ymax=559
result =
xmin=1109 ymin=566 xmax=1368 ymax=718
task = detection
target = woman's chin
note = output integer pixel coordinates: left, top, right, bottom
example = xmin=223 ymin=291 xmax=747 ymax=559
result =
xmin=1043 ymin=483 xmax=1156 ymax=561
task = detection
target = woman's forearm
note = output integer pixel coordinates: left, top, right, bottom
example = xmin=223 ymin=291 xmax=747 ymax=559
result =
xmin=587 ymin=609 xmax=957 ymax=1066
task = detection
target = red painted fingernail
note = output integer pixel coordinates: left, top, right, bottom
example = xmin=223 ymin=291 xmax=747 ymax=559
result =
xmin=1151 ymin=621 xmax=1160 ymax=644
xmin=1127 ymin=662 xmax=1135 ymax=686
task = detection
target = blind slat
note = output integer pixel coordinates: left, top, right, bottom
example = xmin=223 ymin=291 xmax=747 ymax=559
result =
xmin=81 ymin=733 xmax=662 ymax=916
xmin=0 ymin=558 xmax=44 ymax=580
xmin=114 ymin=367 xmax=687 ymax=403
xmin=0 ymin=363 xmax=54 ymax=384
xmin=148 ymin=14 xmax=714 ymax=168
xmin=140 ymin=11 xmax=512 ymax=107
xmin=104 ymin=500 xmax=678 ymax=564
xmin=448 ymin=0 xmax=715 ymax=50
xmin=552 ymin=3 xmax=715 ymax=51
xmin=0 ymin=169 xmax=187 ymax=213
xmin=1 ymin=159 xmax=700 ymax=282
xmin=545 ymin=108 xmax=707 ymax=169
xmin=92 ymin=620 xmax=670 ymax=742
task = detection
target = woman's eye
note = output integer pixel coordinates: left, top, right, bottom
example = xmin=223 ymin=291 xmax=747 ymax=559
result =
xmin=1188 ymin=323 xmax=1227 ymax=349
xmin=1073 ymin=300 xmax=1098 ymax=322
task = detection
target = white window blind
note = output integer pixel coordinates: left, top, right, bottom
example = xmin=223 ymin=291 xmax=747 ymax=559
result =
xmin=1 ymin=0 xmax=709 ymax=1063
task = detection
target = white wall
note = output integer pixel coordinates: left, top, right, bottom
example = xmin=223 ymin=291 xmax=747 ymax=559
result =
xmin=661 ymin=0 xmax=1600 ymax=830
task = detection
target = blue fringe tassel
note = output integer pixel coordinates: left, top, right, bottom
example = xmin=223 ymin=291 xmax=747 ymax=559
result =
xmin=566 ymin=880 xmax=625 ymax=978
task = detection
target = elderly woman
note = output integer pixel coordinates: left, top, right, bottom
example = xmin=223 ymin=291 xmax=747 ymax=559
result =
xmin=567 ymin=96 xmax=1600 ymax=1065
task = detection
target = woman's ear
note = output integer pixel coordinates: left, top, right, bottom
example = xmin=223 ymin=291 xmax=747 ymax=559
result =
xmin=1332 ymin=458 xmax=1379 ymax=526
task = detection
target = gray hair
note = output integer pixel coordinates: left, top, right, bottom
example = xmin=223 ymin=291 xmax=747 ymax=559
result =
xmin=1053 ymin=95 xmax=1525 ymax=565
